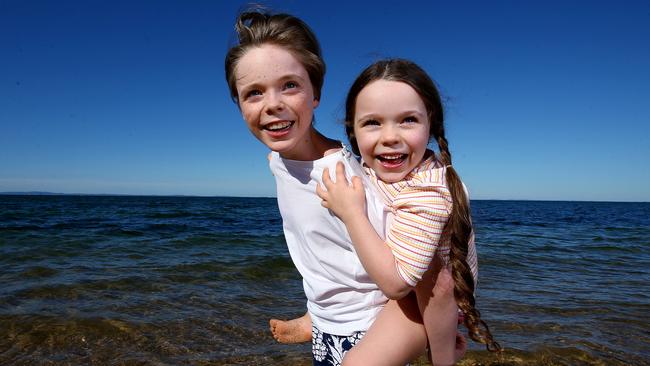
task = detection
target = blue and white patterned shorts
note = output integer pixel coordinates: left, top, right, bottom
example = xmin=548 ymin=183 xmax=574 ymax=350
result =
xmin=311 ymin=326 xmax=365 ymax=366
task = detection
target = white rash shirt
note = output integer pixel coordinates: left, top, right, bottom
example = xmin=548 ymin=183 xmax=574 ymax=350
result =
xmin=270 ymin=147 xmax=389 ymax=335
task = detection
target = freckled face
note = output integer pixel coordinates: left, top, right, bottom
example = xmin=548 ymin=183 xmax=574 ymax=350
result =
xmin=234 ymin=44 xmax=319 ymax=160
xmin=354 ymin=80 xmax=430 ymax=183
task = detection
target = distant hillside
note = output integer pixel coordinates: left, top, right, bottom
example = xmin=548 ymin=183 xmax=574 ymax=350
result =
xmin=0 ymin=191 xmax=67 ymax=195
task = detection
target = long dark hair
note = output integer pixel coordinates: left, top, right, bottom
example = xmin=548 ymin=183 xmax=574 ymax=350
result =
xmin=224 ymin=10 xmax=325 ymax=104
xmin=345 ymin=59 xmax=501 ymax=352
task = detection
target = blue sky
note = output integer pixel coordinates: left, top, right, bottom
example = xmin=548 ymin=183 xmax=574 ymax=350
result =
xmin=1 ymin=1 xmax=649 ymax=201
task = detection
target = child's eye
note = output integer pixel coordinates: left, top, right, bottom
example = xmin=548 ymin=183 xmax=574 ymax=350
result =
xmin=402 ymin=116 xmax=418 ymax=123
xmin=284 ymin=81 xmax=298 ymax=90
xmin=361 ymin=119 xmax=380 ymax=127
xmin=245 ymin=89 xmax=262 ymax=99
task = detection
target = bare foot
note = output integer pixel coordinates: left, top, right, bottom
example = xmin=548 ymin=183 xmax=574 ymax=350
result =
xmin=269 ymin=312 xmax=312 ymax=343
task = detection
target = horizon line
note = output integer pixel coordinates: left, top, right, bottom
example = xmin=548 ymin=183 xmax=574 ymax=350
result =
xmin=1 ymin=192 xmax=648 ymax=204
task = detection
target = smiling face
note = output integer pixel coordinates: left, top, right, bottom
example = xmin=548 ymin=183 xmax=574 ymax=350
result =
xmin=234 ymin=44 xmax=320 ymax=160
xmin=353 ymin=80 xmax=431 ymax=183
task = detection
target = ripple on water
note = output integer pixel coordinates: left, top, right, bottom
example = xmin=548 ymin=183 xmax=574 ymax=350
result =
xmin=20 ymin=266 xmax=59 ymax=279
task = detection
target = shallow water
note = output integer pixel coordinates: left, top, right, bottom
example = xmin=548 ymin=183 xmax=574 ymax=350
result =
xmin=1 ymin=196 xmax=649 ymax=365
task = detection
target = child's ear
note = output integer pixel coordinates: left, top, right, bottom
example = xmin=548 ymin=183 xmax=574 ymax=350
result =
xmin=313 ymin=98 xmax=320 ymax=109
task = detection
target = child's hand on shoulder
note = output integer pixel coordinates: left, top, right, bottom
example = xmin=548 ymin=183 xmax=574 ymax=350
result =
xmin=316 ymin=161 xmax=366 ymax=223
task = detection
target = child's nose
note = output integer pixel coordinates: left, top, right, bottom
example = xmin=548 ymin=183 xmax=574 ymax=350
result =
xmin=380 ymin=125 xmax=399 ymax=145
xmin=264 ymin=91 xmax=284 ymax=113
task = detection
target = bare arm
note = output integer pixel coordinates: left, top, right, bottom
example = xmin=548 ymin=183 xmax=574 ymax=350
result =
xmin=317 ymin=162 xmax=411 ymax=299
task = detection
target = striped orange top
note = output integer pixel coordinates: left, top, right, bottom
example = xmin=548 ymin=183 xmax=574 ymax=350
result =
xmin=365 ymin=152 xmax=478 ymax=287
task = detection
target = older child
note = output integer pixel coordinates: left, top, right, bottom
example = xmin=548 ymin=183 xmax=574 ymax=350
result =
xmin=317 ymin=59 xmax=501 ymax=364
xmin=225 ymin=10 xmax=463 ymax=366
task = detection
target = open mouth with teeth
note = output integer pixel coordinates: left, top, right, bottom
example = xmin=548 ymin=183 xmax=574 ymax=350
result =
xmin=377 ymin=153 xmax=407 ymax=167
xmin=265 ymin=120 xmax=295 ymax=132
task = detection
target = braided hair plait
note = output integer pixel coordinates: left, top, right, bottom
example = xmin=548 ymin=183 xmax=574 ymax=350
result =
xmin=435 ymin=129 xmax=501 ymax=352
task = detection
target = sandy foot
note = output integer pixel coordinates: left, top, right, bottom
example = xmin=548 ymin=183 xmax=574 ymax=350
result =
xmin=269 ymin=312 xmax=312 ymax=343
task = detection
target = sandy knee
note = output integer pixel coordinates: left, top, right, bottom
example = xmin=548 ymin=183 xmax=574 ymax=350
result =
xmin=433 ymin=267 xmax=454 ymax=297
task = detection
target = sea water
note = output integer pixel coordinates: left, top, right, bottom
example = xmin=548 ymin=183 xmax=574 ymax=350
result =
xmin=1 ymin=196 xmax=648 ymax=365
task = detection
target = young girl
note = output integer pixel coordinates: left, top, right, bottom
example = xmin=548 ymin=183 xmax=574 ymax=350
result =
xmin=225 ymin=10 xmax=465 ymax=365
xmin=316 ymin=59 xmax=501 ymax=364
